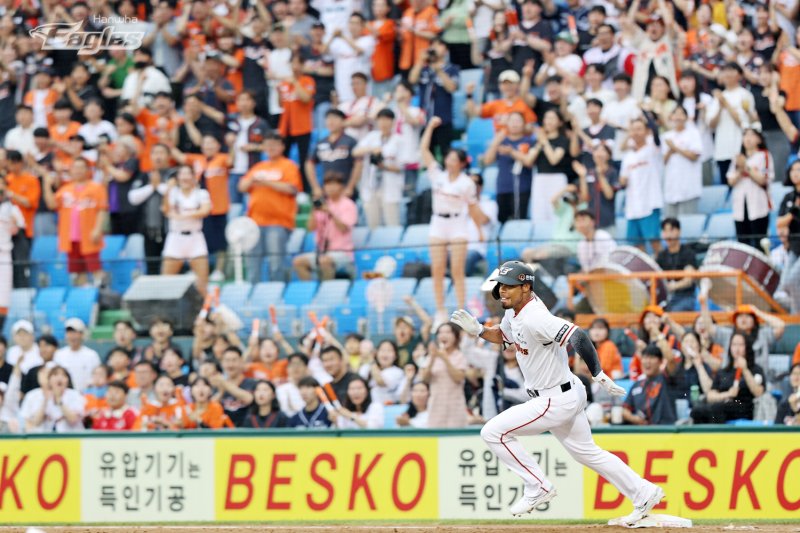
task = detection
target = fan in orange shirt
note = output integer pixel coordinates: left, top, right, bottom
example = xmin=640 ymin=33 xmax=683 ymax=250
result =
xmin=465 ymin=70 xmax=537 ymax=132
xmin=279 ymin=53 xmax=316 ymax=186
xmin=588 ymin=318 xmax=623 ymax=378
xmin=48 ymin=100 xmax=82 ymax=168
xmin=5 ymin=150 xmax=40 ymax=287
xmin=245 ymin=336 xmax=289 ymax=383
xmin=134 ymin=92 xmax=182 ymax=172
xmin=369 ymin=0 xmax=397 ymax=96
xmin=182 ymin=377 xmax=235 ymax=429
xmin=134 ymin=375 xmax=187 ymax=430
xmin=399 ymin=0 xmax=440 ymax=72
xmin=23 ymin=69 xmax=59 ymax=128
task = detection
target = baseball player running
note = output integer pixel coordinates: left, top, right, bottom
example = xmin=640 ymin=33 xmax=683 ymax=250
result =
xmin=451 ymin=261 xmax=664 ymax=523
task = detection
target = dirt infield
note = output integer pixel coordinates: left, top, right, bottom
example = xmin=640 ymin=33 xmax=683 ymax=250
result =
xmin=2 ymin=525 xmax=800 ymax=533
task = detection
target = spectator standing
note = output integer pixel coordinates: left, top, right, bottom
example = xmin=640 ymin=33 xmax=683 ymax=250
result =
xmin=399 ymin=0 xmax=440 ymax=75
xmin=92 ymin=381 xmax=137 ymax=430
xmin=574 ymin=209 xmax=617 ymax=272
xmin=142 ymin=1 xmax=183 ymax=79
xmin=339 ymin=72 xmax=384 ymax=143
xmin=511 ymin=0 xmax=554 ymax=73
xmin=21 ymin=366 xmax=85 ymax=433
xmin=0 ymin=177 xmax=23 ymax=330
xmin=706 ymin=63 xmax=755 ymax=181
xmin=240 ymin=133 xmax=302 ymax=283
xmin=48 ymin=100 xmax=82 ymax=170
xmin=583 ymin=25 xmax=627 ymax=88
xmin=42 ymin=158 xmax=107 ymax=287
xmin=352 ymin=109 xmax=404 ymax=228
xmin=241 ymin=380 xmax=290 ymax=428
xmin=120 ymin=48 xmax=172 ymax=109
xmin=53 ymin=319 xmax=101 ymax=393
xmin=483 ymin=113 xmax=533 ymax=223
xmin=326 ymin=14 xmax=376 ymax=104
xmin=305 ymin=109 xmax=361 ymax=199
xmin=466 ymin=70 xmax=536 ymax=132
xmin=421 ymin=117 xmax=486 ymax=320
xmin=214 ymin=347 xmax=257 ymax=427
xmin=619 ymin=116 xmax=663 ymax=254
xmin=5 ymin=151 xmax=39 ymax=289
xmin=294 ymin=172 xmax=358 ymax=280
xmin=570 ymin=98 xmax=615 ymax=165
xmin=303 ymin=22 xmax=337 ymax=127
xmin=529 ymin=109 xmax=572 ymax=224
xmin=160 ymin=165 xmax=212 ymax=296
xmin=574 ymin=146 xmax=617 ymax=233
xmin=182 ymin=54 xmax=236 ymax=116
xmin=420 ymin=323 xmax=468 ymax=428
xmin=439 ymin=0 xmax=472 ymax=69
xmin=4 ymin=106 xmax=37 ymax=158
xmin=656 ymin=218 xmax=698 ymax=312
xmin=368 ymin=0 xmax=397 ymax=98
xmin=132 ymin=92 xmax=181 ymax=173
xmin=661 ymin=106 xmax=703 ymax=217
xmin=288 ymin=376 xmax=332 ymax=428
xmin=287 ymin=0 xmax=318 ymax=45
xmin=99 ymin=137 xmax=141 ymax=236
xmin=278 ymin=53 xmax=317 ymax=189
xmin=128 ymin=144 xmax=173 ymax=275
xmin=602 ymin=74 xmax=642 ymax=164
xmin=753 ymin=65 xmax=790 ymax=180
xmin=226 ymin=91 xmax=270 ymax=205
xmin=78 ymin=100 xmax=118 ymax=154
xmin=333 ymin=376 xmax=385 ymax=428
xmin=621 ymin=344 xmax=678 ymax=425
xmin=727 ymin=128 xmax=773 ymax=248
xmin=408 ymin=38 xmax=460 ymax=159
xmin=776 ymin=160 xmax=800 ymax=313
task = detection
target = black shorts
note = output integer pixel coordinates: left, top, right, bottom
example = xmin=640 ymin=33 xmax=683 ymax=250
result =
xmin=202 ymin=214 xmax=228 ymax=254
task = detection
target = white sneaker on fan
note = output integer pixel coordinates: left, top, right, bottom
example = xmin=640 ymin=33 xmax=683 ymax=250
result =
xmin=509 ymin=488 xmax=557 ymax=516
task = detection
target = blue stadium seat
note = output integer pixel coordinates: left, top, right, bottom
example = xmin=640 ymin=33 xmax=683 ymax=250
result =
xmin=365 ymin=226 xmax=404 ymax=249
xmin=100 ymin=235 xmax=126 ymax=263
xmin=705 ymin=212 xmax=735 ymax=239
xmin=283 ymin=281 xmax=319 ymax=306
xmin=452 ymin=91 xmax=468 ymax=131
xmin=532 ymin=220 xmax=556 ymax=242
xmin=382 ymin=278 xmax=418 ymax=308
xmin=352 ymin=226 xmax=370 ymax=249
xmin=220 ymin=282 xmax=253 ymax=311
xmin=366 ymin=307 xmax=400 ymax=337
xmin=401 ymin=224 xmax=430 ymax=247
xmin=698 ymin=185 xmax=730 ymax=214
xmin=614 ymin=378 xmax=634 ymax=394
xmin=123 ymin=233 xmax=145 ymax=259
xmin=615 ymin=218 xmax=628 ymax=242
xmin=499 ymin=219 xmax=533 ymax=244
xmin=413 ymin=276 xmax=450 ymax=312
xmin=65 ymin=287 xmax=98 ymax=325
xmin=622 ymin=356 xmax=631 ymax=376
xmin=34 ymin=287 xmax=66 ymax=323
xmin=677 ymin=214 xmax=707 ymax=241
xmin=314 ymin=279 xmax=351 ymax=305
xmin=30 ymin=236 xmax=68 ymax=287
xmin=10 ymin=288 xmax=36 ymax=316
xmin=239 ymin=281 xmax=286 ymax=321
xmin=383 ymin=404 xmax=409 ymax=429
xmin=31 ymin=235 xmax=58 ymax=263
xmin=465 ymin=119 xmax=495 ymax=165
xmin=332 ymin=305 xmax=367 ymax=336
xmin=286 ymin=228 xmax=306 ymax=255
xmin=301 ymin=231 xmax=317 ymax=253
xmin=481 ymin=166 xmax=498 ymax=198
xmin=349 ymin=279 xmax=370 ymax=304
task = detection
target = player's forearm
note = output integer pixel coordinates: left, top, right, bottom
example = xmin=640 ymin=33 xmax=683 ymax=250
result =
xmin=479 ymin=325 xmax=505 ymax=345
xmin=569 ymin=328 xmax=602 ymax=377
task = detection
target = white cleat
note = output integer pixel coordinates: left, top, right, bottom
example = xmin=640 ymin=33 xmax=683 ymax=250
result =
xmin=622 ymin=485 xmax=665 ymax=525
xmin=509 ymin=488 xmax=558 ymax=516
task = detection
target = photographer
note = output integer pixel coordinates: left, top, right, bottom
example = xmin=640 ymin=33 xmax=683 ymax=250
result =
xmin=776 ymin=160 xmax=800 ymax=314
xmin=352 ymin=108 xmax=404 ymax=228
xmin=293 ymin=172 xmax=358 ymax=281
xmin=409 ymin=38 xmax=459 ymax=159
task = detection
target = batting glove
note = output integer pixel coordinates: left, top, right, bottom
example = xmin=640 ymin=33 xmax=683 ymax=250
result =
xmin=450 ymin=309 xmax=484 ymax=337
xmin=593 ymin=371 xmax=626 ymax=397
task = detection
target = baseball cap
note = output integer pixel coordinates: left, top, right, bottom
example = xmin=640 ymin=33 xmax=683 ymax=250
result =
xmin=395 ymin=316 xmax=415 ymax=329
xmin=639 ymin=305 xmax=664 ymax=324
xmin=732 ymin=305 xmax=760 ymax=323
xmin=555 ymin=31 xmax=576 ymax=45
xmin=65 ymin=318 xmax=86 ymax=332
xmin=499 ymin=70 xmax=521 ymax=83
xmin=489 ymin=261 xmax=536 ymax=300
xmin=645 ymin=14 xmax=664 ymax=25
xmin=11 ymin=320 xmax=34 ymax=334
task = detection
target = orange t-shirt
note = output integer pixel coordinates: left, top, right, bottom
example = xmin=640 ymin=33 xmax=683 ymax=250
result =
xmin=182 ymin=401 xmax=232 ymax=429
xmin=184 ymin=153 xmax=231 ymax=215
xmin=225 ymin=49 xmax=246 ymax=113
xmin=278 ymin=76 xmax=316 ymax=137
xmin=54 ymin=180 xmax=108 ymax=255
xmin=23 ymin=88 xmax=59 ymax=126
xmin=245 ymin=359 xmax=288 ymax=382
xmin=597 ymin=340 xmax=623 ymax=377
xmin=792 ymin=344 xmax=800 ymax=366
xmin=7 ymin=172 xmax=41 ymax=238
xmin=134 ymin=398 xmax=185 ymax=430
xmin=480 ymin=98 xmax=537 ymax=132
xmin=399 ymin=6 xmax=440 ymax=70
xmin=370 ymin=19 xmax=397 ymax=82
xmin=48 ymin=121 xmax=82 ymax=166
xmin=137 ymin=109 xmax=182 ymax=172
xmin=244 ymin=158 xmax=302 ymax=229
xmin=779 ymin=50 xmax=800 ymax=112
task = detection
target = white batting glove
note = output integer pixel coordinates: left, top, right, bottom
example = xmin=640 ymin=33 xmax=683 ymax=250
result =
xmin=593 ymin=371 xmax=626 ymax=397
xmin=450 ymin=309 xmax=484 ymax=337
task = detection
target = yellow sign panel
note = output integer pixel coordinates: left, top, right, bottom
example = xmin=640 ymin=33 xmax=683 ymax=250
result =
xmin=215 ymin=437 xmax=439 ymax=520
xmin=0 ymin=439 xmax=81 ymax=523
xmin=584 ymin=433 xmax=800 ymax=519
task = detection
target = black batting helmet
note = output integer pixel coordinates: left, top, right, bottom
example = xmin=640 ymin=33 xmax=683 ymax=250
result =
xmin=490 ymin=261 xmax=536 ymax=300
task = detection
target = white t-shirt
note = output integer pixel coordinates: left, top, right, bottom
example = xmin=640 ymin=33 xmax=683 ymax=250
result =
xmin=355 ymin=131 xmax=404 ymax=203
xmin=390 ymin=105 xmax=425 ymax=166
xmin=468 ymin=197 xmax=499 ymax=257
xmin=329 ymin=35 xmax=376 ymax=103
xmin=538 ymin=54 xmax=584 ymax=79
xmin=601 ymin=95 xmax=642 ymax=161
xmin=335 ymin=401 xmax=384 ymax=429
xmin=620 ymin=139 xmax=664 ymax=220
xmin=20 ymin=387 xmax=86 ymax=433
xmin=6 ymin=344 xmax=43 ymax=375
xmin=0 ymin=201 xmax=24 ymax=253
xmin=166 ymin=187 xmax=211 ymax=233
xmin=232 ymin=116 xmax=257 ymax=174
xmin=727 ymin=150 xmax=774 ymax=222
xmin=4 ymin=125 xmax=36 ymax=157
xmin=317 ymin=0 xmax=360 ymax=38
xmin=267 ymin=47 xmax=293 ymax=115
xmin=53 ymin=345 xmax=101 ymax=393
xmin=706 ymin=87 xmax=754 ymax=161
xmin=77 ymin=120 xmax=118 ymax=148
xmin=577 ymin=229 xmax=617 ymax=272
xmin=340 ymin=95 xmax=383 ymax=142
xmin=499 ymin=297 xmax=577 ymax=391
xmin=661 ymin=126 xmax=703 ymax=204
xmin=276 ymin=381 xmax=303 ymax=416
xmin=359 ymin=364 xmax=405 ymax=405
xmin=429 ymin=166 xmax=477 ymax=216
xmin=120 ymin=67 xmax=171 ymax=108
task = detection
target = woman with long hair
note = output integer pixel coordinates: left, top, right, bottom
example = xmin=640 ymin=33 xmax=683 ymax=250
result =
xmin=242 ymin=380 xmax=289 ymax=428
xmin=727 ymin=128 xmax=773 ymax=248
xmin=673 ymin=331 xmax=715 ymax=404
xmin=20 ymin=366 xmax=85 ymax=433
xmin=776 ymin=160 xmax=800 ymax=314
xmin=420 ymin=322 xmax=468 ymax=428
xmin=183 ymin=376 xmax=232 ymax=429
xmin=245 ymin=337 xmax=288 ymax=383
xmin=333 ymin=376 xmax=385 ymax=429
xmin=642 ymin=75 xmax=677 ymax=130
xmin=527 ymin=109 xmax=572 ymax=224
xmin=359 ymin=340 xmax=405 ymax=405
xmin=588 ymin=318 xmax=623 ymax=379
xmin=775 ymin=363 xmax=800 ymax=425
xmin=396 ymin=381 xmax=430 ymax=428
xmin=690 ymin=332 xmax=765 ymax=423
xmin=421 ymin=116 xmax=487 ymax=323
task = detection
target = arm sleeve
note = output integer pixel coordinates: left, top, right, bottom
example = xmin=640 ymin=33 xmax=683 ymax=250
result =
xmin=128 ymin=184 xmax=154 ymax=206
xmin=568 ymin=328 xmax=602 ymax=378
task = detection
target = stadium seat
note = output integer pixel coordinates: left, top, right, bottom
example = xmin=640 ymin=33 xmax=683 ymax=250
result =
xmin=239 ymin=282 xmax=286 ymax=321
xmin=452 ymin=91 xmax=468 ymax=131
xmin=301 ymin=231 xmax=317 ymax=253
xmin=499 ymin=220 xmax=533 ymax=246
xmin=481 ymin=166 xmax=498 ymax=198
xmin=100 ymin=235 xmax=126 ymax=263
xmin=705 ymin=213 xmax=735 ymax=239
xmin=352 ymin=226 xmax=370 ymax=249
xmin=401 ymin=224 xmax=430 ymax=248
xmin=109 ymin=234 xmax=145 ymax=294
xmin=532 ymin=219 xmax=556 ymax=242
xmin=65 ymin=287 xmax=99 ymax=325
xmin=30 ymin=236 xmax=68 ymax=287
xmin=283 ymin=281 xmax=319 ymax=306
xmin=413 ymin=276 xmax=450 ymax=312
xmin=286 ymin=228 xmax=306 ymax=255
xmin=772 ymin=324 xmax=800 ymax=354
xmin=770 ymin=183 xmax=792 ymax=210
xmin=677 ymin=214 xmax=707 ymax=241
xmin=768 ymin=354 xmax=791 ymax=380
xmin=445 ymin=276 xmax=485 ymax=308
xmin=34 ymin=287 xmax=66 ymax=324
xmin=349 ymin=279 xmax=370 ymax=304
xmin=615 ymin=190 xmax=625 ymax=217
xmin=362 ymin=277 xmax=417 ymax=310
xmin=465 ymin=119 xmax=495 ymax=164
xmin=365 ymin=226 xmax=404 ymax=249
xmin=614 ymin=218 xmax=628 ymax=242
xmin=219 ymin=282 xmax=253 ymax=311
xmin=123 ymin=234 xmax=145 ymax=259
xmin=332 ymin=305 xmax=367 ymax=336
xmin=10 ymin=288 xmax=36 ymax=315
xmin=698 ymin=185 xmax=730 ymax=214
xmin=314 ymin=279 xmax=351 ymax=305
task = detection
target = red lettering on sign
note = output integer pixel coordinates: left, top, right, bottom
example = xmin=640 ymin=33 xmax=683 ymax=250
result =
xmin=0 ymin=455 xmax=28 ymax=509
xmin=392 ymin=453 xmax=425 ymax=511
xmin=777 ymin=450 xmax=800 ymax=511
xmin=730 ymin=450 xmax=767 ymax=510
xmin=37 ymin=455 xmax=68 ymax=510
xmin=594 ymin=451 xmax=627 ymax=510
xmin=349 ymin=454 xmax=382 ymax=510
xmin=644 ymin=451 xmax=672 ymax=510
xmin=684 ymin=449 xmax=716 ymax=511
xmin=307 ymin=454 xmax=336 ymax=511
xmin=267 ymin=454 xmax=295 ymax=510
xmin=225 ymin=454 xmax=255 ymax=510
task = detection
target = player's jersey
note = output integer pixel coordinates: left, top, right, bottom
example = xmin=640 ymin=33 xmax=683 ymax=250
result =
xmin=499 ymin=296 xmax=577 ymax=391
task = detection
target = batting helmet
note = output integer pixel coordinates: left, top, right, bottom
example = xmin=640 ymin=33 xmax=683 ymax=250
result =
xmin=490 ymin=261 xmax=536 ymax=300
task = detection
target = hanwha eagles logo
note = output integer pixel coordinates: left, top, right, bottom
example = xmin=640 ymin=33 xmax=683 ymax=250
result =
xmin=518 ymin=274 xmax=526 ymax=281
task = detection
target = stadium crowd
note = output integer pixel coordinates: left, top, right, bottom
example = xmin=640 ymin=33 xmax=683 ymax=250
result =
xmin=0 ymin=0 xmax=799 ymax=432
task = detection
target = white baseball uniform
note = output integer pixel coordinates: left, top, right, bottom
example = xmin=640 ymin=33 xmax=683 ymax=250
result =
xmin=481 ymin=295 xmax=655 ymax=506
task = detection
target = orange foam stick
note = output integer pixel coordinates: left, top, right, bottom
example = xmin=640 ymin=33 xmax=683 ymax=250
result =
xmin=323 ymin=382 xmax=342 ymax=409
xmin=199 ymin=293 xmax=213 ymax=318
xmin=213 ymin=286 xmax=220 ymax=307
xmin=268 ymin=305 xmax=278 ymax=326
xmin=251 ymin=319 xmax=260 ymax=338
xmin=315 ymin=386 xmax=335 ymax=412
xmin=624 ymin=328 xmax=639 ymax=342
xmin=734 ymin=368 xmax=742 ymax=385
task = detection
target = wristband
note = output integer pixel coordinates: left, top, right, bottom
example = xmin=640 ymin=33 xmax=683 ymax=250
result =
xmin=478 ymin=323 xmax=485 ymax=336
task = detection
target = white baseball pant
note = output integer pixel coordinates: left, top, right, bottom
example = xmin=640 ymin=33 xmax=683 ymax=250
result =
xmin=481 ymin=377 xmax=654 ymax=506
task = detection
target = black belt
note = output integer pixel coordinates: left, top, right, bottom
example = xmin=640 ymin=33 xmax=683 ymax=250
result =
xmin=435 ymin=212 xmax=461 ymax=218
xmin=178 ymin=231 xmax=198 ymax=236
xmin=527 ymin=381 xmax=571 ymax=398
